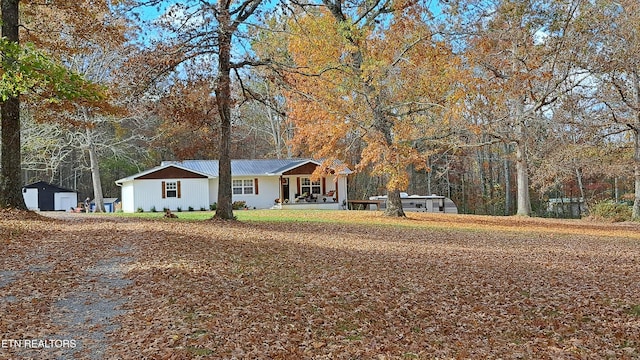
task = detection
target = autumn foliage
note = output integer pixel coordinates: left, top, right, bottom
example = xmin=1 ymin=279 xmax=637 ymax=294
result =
xmin=1 ymin=212 xmax=639 ymax=358
xmin=284 ymin=8 xmax=465 ymax=193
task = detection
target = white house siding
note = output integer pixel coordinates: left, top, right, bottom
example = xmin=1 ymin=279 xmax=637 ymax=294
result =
xmin=117 ymin=160 xmax=352 ymax=212
xmin=121 ymin=182 xmax=135 ymax=213
xmin=173 ymin=178 xmax=210 ymax=211
xmin=131 ymin=180 xmax=154 ymax=212
xmin=232 ymin=176 xmax=280 ymax=209
xmin=54 ymin=192 xmax=78 ymax=211
xmin=22 ymin=188 xmax=39 ymax=210
xmin=323 ymin=174 xmax=348 ymax=204
xmin=132 ymin=178 xmax=210 ymax=212
xmin=336 ymin=175 xmax=348 ymax=205
xmin=208 ymin=179 xmax=218 ymax=207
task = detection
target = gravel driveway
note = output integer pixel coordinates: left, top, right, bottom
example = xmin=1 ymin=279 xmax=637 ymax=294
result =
xmin=1 ymin=212 xmax=135 ymax=360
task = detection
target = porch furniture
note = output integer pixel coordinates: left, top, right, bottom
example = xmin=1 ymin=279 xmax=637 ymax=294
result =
xmin=294 ymin=193 xmax=318 ymax=203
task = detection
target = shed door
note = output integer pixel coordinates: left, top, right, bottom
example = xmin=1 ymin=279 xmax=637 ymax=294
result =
xmin=57 ymin=196 xmax=75 ymax=211
xmin=39 ymin=190 xmax=54 ymax=211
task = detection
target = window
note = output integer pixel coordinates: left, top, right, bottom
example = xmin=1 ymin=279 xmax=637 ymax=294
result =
xmin=165 ymin=181 xmax=177 ymax=198
xmin=233 ymin=179 xmax=254 ymax=195
xmin=301 ymin=177 xmax=321 ymax=195
xmin=161 ymin=181 xmax=181 ymax=199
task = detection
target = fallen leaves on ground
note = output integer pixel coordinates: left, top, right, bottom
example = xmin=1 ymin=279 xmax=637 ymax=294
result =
xmin=1 ymin=211 xmax=639 ymax=359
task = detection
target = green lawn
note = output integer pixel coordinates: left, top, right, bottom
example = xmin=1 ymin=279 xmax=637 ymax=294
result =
xmin=103 ymin=209 xmax=377 ymax=223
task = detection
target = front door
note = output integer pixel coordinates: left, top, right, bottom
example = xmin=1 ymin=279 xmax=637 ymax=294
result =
xmin=281 ymin=178 xmax=290 ymax=202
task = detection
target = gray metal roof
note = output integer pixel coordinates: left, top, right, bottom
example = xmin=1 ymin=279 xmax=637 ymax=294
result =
xmin=161 ymin=160 xmax=221 ymax=176
xmin=163 ymin=159 xmax=316 ymax=176
xmin=116 ymin=159 xmax=351 ymax=185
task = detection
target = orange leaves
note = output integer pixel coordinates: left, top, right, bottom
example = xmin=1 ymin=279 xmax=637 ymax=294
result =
xmin=3 ymin=212 xmax=640 ymax=357
xmin=285 ymin=11 xmax=369 ymax=162
xmin=284 ymin=7 xmax=463 ymax=196
xmin=357 ymin=138 xmax=423 ymax=191
xmin=287 ymin=11 xmax=346 ymax=73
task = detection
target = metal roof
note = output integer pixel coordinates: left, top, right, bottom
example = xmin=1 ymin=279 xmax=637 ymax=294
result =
xmin=23 ymin=181 xmax=76 ymax=193
xmin=163 ymin=159 xmax=318 ymax=177
xmin=117 ymin=159 xmax=351 ymax=185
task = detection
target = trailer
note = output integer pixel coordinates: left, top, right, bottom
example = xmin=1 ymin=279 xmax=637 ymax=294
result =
xmin=368 ymin=193 xmax=458 ymax=213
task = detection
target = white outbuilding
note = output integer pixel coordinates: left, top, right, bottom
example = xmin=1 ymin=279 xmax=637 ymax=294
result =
xmin=22 ymin=181 xmax=78 ymax=211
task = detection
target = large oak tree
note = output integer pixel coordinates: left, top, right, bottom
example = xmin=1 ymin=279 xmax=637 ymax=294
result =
xmin=284 ymin=1 xmax=463 ymax=216
xmin=128 ymin=0 xmax=266 ymax=220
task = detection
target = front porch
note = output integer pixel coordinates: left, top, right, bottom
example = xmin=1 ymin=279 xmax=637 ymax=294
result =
xmin=272 ymin=201 xmax=344 ymax=210
xmin=274 ymin=161 xmax=346 ymax=209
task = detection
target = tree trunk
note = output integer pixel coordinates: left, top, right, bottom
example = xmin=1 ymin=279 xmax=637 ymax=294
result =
xmin=633 ymin=71 xmax=640 ymax=220
xmin=384 ymin=188 xmax=406 ymax=217
xmin=503 ymin=143 xmax=511 ymax=216
xmin=267 ymin=106 xmax=282 ymax=159
xmin=213 ymin=9 xmax=234 ymax=220
xmin=426 ymin=156 xmax=432 ymax=195
xmin=476 ymin=148 xmax=487 ymax=213
xmin=632 ymin=128 xmax=640 ymax=220
xmin=324 ymin=4 xmax=405 ymax=217
xmin=372 ymin=91 xmax=405 ymax=217
xmin=575 ymin=167 xmax=587 ymax=215
xmin=0 ymin=0 xmax=27 ymax=210
xmin=85 ymin=126 xmax=105 ymax=212
xmin=515 ymin=141 xmax=531 ymax=216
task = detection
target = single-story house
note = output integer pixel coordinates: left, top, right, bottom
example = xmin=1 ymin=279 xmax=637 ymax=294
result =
xmin=115 ymin=159 xmax=351 ymax=213
xmin=22 ymin=181 xmax=78 ymax=211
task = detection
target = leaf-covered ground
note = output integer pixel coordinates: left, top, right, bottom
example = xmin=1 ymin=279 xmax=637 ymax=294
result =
xmin=1 ymin=210 xmax=639 ymax=359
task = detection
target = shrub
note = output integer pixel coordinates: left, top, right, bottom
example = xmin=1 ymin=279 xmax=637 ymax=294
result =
xmin=200 ymin=207 xmax=206 ymax=211
xmin=136 ymin=207 xmax=144 ymax=213
xmin=176 ymin=206 xmax=182 ymax=212
xmin=150 ymin=206 xmax=157 ymax=213
xmin=188 ymin=206 xmax=194 ymax=212
xmin=591 ymin=201 xmax=632 ymax=222
xmin=232 ymin=201 xmax=247 ymax=210
xmin=210 ymin=203 xmax=217 ymax=211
